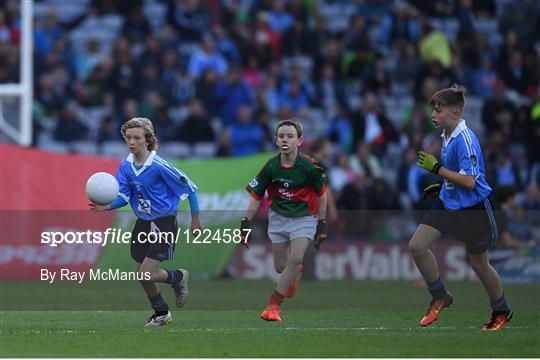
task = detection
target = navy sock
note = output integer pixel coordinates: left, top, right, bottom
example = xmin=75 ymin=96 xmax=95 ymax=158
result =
xmin=427 ymin=277 xmax=447 ymax=299
xmin=149 ymin=293 xmax=169 ymax=315
xmin=490 ymin=294 xmax=511 ymax=312
xmin=165 ymin=269 xmax=183 ymax=285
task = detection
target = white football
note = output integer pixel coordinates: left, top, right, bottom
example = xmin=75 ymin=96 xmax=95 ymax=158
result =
xmin=86 ymin=172 xmax=119 ymax=205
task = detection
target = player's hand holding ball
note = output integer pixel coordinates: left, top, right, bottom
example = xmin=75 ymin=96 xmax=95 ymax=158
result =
xmin=417 ymin=151 xmax=441 ymax=174
xmin=240 ymin=217 xmax=251 ymax=249
xmin=89 ymin=202 xmax=112 ymax=213
xmin=314 ymin=219 xmax=327 ymax=250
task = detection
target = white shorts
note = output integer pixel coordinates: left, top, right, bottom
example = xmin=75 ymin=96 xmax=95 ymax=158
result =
xmin=267 ymin=209 xmax=318 ymax=244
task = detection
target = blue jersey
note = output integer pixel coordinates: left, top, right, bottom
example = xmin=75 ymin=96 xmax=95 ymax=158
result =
xmin=439 ymin=120 xmax=492 ymax=210
xmin=116 ymin=151 xmax=197 ymax=220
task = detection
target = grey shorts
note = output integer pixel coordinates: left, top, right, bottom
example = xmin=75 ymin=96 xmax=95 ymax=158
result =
xmin=267 ymin=209 xmax=318 ymax=244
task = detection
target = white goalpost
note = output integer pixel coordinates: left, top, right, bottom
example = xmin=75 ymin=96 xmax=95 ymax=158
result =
xmin=0 ymin=0 xmax=33 ymax=146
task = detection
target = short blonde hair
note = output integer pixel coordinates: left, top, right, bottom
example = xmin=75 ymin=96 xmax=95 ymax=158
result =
xmin=120 ymin=117 xmax=158 ymax=151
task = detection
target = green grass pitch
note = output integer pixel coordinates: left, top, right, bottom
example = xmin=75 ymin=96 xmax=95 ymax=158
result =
xmin=1 ymin=280 xmax=539 ymax=357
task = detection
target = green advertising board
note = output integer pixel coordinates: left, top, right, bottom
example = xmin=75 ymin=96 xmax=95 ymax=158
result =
xmin=97 ymin=153 xmax=270 ymax=279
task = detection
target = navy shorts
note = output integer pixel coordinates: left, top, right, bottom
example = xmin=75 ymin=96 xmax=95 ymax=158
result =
xmin=421 ymin=199 xmax=499 ymax=255
xmin=131 ymin=216 xmax=177 ymax=263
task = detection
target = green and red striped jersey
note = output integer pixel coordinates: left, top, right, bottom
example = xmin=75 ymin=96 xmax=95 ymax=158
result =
xmin=246 ymin=153 xmax=327 ymax=217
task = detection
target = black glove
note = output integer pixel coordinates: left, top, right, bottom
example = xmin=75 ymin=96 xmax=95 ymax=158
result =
xmin=422 ymin=182 xmax=442 ymax=200
xmin=314 ymin=219 xmax=327 ymax=250
xmin=240 ymin=217 xmax=251 ymax=249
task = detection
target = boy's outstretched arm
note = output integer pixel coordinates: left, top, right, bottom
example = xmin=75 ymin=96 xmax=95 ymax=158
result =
xmin=188 ymin=192 xmax=202 ymax=232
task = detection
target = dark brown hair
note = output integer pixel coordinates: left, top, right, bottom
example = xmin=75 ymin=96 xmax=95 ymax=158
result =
xmin=430 ymin=83 xmax=466 ymax=111
xmin=276 ymin=118 xmax=303 ymax=138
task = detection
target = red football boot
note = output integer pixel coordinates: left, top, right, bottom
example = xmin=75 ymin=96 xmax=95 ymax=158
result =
xmin=261 ymin=304 xmax=282 ymax=322
xmin=420 ymin=292 xmax=454 ymax=327
xmin=482 ymin=311 xmax=513 ymax=331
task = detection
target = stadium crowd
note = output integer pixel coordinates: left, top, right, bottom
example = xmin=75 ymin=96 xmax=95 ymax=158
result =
xmin=1 ymin=0 xmax=539 ymax=247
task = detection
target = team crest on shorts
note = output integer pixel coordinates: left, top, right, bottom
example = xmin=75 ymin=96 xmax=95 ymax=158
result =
xmin=249 ymin=179 xmax=258 ymax=187
xmin=470 ymin=155 xmax=477 ymax=166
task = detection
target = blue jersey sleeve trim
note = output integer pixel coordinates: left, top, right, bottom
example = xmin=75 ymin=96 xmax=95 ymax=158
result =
xmin=188 ymin=192 xmax=200 ymax=215
xmin=458 ymin=132 xmax=477 ymax=176
xmin=110 ymin=195 xmax=128 ymax=209
xmin=118 ymin=192 xmax=129 ymax=202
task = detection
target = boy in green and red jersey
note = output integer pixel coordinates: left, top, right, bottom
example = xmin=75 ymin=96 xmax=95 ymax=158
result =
xmin=240 ymin=119 xmax=328 ymax=322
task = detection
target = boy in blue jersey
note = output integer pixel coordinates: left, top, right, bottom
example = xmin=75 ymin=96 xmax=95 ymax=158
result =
xmin=89 ymin=117 xmax=202 ymax=327
xmin=410 ymin=84 xmax=512 ymax=331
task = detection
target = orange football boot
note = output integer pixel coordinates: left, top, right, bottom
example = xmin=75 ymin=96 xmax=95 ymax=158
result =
xmin=420 ymin=292 xmax=454 ymax=327
xmin=482 ymin=311 xmax=513 ymax=331
xmin=261 ymin=304 xmax=282 ymax=322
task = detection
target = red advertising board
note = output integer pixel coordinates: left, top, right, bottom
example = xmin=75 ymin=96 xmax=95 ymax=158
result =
xmin=0 ymin=144 xmax=120 ymax=279
xmin=0 ymin=143 xmax=120 ymax=210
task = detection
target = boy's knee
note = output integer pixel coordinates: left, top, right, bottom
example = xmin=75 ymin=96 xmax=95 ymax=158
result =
xmin=408 ymin=239 xmax=427 ymax=257
xmin=287 ymin=254 xmax=304 ymax=268
xmin=469 ymin=255 xmax=487 ymax=273
xmin=275 ymin=264 xmax=286 ymax=273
